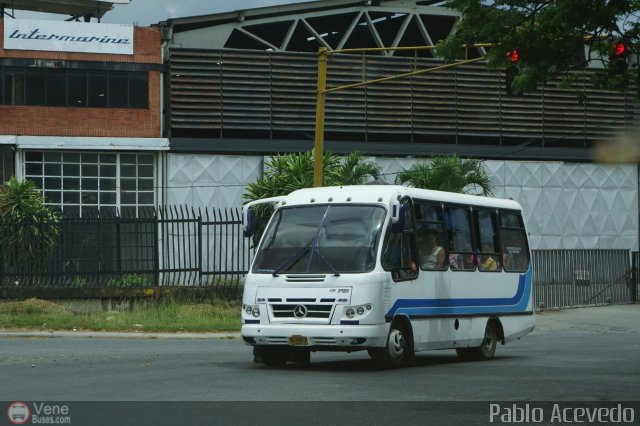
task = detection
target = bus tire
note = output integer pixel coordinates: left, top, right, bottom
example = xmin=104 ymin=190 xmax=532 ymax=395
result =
xmin=260 ymin=346 xmax=290 ymax=367
xmin=456 ymin=320 xmax=498 ymax=361
xmin=369 ymin=321 xmax=414 ymax=369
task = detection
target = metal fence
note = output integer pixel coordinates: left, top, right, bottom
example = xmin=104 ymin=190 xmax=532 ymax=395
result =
xmin=0 ymin=206 xmax=252 ymax=297
xmin=1 ymin=209 xmax=638 ymax=308
xmin=633 ymin=251 xmax=640 ymax=302
xmin=532 ymin=250 xmax=634 ymax=309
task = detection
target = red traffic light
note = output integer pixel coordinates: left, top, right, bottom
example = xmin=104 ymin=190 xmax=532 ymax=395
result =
xmin=506 ymin=49 xmax=519 ymax=63
xmin=613 ymin=42 xmax=626 ymax=57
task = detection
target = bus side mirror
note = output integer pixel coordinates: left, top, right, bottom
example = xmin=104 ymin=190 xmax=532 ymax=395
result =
xmin=243 ymin=207 xmax=255 ymax=237
xmin=391 ymin=203 xmax=405 ymax=233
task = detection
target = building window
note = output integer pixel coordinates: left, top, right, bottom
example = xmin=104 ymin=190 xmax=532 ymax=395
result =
xmin=24 ymin=151 xmax=156 ymax=216
xmin=0 ymin=67 xmax=148 ymax=109
xmin=1 ymin=67 xmax=25 ymax=105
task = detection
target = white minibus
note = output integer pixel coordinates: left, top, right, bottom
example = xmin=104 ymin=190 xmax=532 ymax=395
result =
xmin=241 ymin=185 xmax=534 ymax=368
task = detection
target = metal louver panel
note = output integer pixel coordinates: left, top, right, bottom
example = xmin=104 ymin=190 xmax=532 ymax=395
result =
xmin=168 ymin=48 xmax=639 ymax=145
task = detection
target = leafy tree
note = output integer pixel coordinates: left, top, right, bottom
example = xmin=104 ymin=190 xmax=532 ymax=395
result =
xmin=395 ymin=154 xmax=494 ymax=196
xmin=439 ymin=0 xmax=639 ymax=95
xmin=0 ymin=177 xmax=60 ymax=277
xmin=243 ymin=150 xmax=381 ymax=245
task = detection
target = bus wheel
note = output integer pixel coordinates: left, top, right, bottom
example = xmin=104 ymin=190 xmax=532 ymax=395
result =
xmin=260 ymin=346 xmax=290 ymax=367
xmin=456 ymin=321 xmax=498 ymax=361
xmin=369 ymin=322 xmax=413 ymax=369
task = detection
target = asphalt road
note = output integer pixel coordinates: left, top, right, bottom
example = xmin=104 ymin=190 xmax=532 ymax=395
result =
xmin=1 ymin=305 xmax=639 ymax=425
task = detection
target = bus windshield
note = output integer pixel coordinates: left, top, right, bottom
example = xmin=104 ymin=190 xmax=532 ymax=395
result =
xmin=252 ymin=205 xmax=386 ymax=275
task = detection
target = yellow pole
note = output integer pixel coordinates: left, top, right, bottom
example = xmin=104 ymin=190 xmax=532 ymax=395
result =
xmin=313 ymin=47 xmax=328 ymax=188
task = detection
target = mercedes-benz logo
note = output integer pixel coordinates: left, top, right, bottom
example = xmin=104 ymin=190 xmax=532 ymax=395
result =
xmin=293 ymin=305 xmax=307 ymax=318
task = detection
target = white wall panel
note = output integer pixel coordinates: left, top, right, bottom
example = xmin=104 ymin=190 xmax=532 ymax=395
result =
xmin=383 ymin=159 xmax=638 ymax=250
xmin=504 ymin=161 xmax=523 ymax=186
xmin=166 ymin=154 xmax=263 ymax=209
xmin=164 ymin=154 xmax=638 ymax=251
xmin=542 ymin=187 xmax=564 ymax=236
xmin=522 ymin=162 xmax=544 ymax=187
xmin=563 ymin=163 xmax=585 ymax=188
xmin=484 ymin=161 xmax=505 ymax=186
xmin=520 ymin=187 xmax=544 ymax=235
xmin=543 ymin=162 xmax=565 ymax=188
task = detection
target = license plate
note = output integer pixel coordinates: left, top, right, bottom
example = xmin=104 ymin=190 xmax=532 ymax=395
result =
xmin=287 ymin=335 xmax=309 ymax=346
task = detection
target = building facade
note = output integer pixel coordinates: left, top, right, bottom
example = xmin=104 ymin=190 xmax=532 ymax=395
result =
xmin=0 ymin=16 xmax=167 ymax=216
xmin=157 ymin=0 xmax=639 ymax=251
xmin=1 ymin=0 xmax=638 ymax=252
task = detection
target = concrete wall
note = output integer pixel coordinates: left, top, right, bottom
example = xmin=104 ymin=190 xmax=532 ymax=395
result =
xmin=165 ymin=153 xmax=639 ymax=251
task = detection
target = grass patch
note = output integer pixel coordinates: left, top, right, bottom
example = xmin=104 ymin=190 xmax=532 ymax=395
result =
xmin=0 ymin=298 xmax=241 ymax=333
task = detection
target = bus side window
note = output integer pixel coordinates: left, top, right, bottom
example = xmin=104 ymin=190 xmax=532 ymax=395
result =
xmin=475 ymin=210 xmax=501 ymax=272
xmin=415 ymin=203 xmax=447 ymax=271
xmin=499 ymin=211 xmax=530 ymax=272
xmin=445 ymin=206 xmax=475 ymax=271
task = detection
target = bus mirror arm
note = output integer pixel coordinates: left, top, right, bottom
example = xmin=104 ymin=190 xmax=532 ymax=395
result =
xmin=391 ymin=202 xmax=405 ymax=233
xmin=243 ymin=207 xmax=255 ymax=237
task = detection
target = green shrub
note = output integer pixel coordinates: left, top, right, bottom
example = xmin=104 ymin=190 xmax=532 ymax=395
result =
xmin=107 ymin=274 xmax=151 ymax=288
xmin=0 ymin=177 xmax=61 ymax=275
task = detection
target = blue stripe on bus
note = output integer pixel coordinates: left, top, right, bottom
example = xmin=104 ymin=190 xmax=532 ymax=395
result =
xmin=385 ymin=267 xmax=532 ymax=319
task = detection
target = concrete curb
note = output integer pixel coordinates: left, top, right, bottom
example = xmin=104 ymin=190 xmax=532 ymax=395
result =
xmin=0 ymin=330 xmax=241 ymax=339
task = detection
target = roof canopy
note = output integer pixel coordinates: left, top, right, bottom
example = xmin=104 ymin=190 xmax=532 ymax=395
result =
xmin=1 ymin=0 xmax=130 ymax=19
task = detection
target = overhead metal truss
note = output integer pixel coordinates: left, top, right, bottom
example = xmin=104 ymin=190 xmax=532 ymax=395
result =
xmin=163 ymin=0 xmax=484 ymax=58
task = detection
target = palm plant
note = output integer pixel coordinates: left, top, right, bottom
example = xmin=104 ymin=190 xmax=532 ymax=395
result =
xmin=325 ymin=151 xmax=382 ymax=186
xmin=0 ymin=177 xmax=61 ymax=277
xmin=395 ymin=154 xmax=494 ymax=196
xmin=243 ymin=150 xmax=381 ymax=246
xmin=244 ymin=150 xmax=381 ymax=202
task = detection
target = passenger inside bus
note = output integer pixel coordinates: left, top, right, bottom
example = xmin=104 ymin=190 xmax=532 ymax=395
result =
xmin=448 ymin=238 xmax=462 ymax=269
xmin=419 ymin=231 xmax=446 ymax=270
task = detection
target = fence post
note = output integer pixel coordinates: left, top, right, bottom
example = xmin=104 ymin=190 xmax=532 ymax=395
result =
xmin=153 ymin=207 xmax=160 ymax=286
xmin=116 ymin=211 xmax=122 ymax=277
xmin=633 ymin=252 xmax=638 ymax=303
xmin=197 ymin=208 xmax=203 ymax=286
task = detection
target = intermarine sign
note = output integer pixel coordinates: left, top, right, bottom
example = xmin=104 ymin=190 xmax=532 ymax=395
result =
xmin=4 ymin=19 xmax=133 ymax=55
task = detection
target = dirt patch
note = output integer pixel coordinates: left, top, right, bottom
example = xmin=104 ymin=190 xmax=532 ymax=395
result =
xmin=0 ymin=298 xmax=68 ymax=315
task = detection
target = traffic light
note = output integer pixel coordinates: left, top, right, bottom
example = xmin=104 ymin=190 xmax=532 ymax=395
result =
xmin=506 ymin=48 xmax=519 ymax=63
xmin=505 ymin=49 xmax=520 ymax=96
xmin=610 ymin=42 xmax=628 ymax=74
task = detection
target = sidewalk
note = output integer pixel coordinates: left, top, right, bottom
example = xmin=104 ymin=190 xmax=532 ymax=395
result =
xmin=0 ymin=329 xmax=242 ymax=339
xmin=533 ymin=303 xmax=640 ymax=334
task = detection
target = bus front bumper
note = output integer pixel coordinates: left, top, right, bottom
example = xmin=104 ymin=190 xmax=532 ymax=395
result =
xmin=241 ymin=323 xmax=387 ymax=349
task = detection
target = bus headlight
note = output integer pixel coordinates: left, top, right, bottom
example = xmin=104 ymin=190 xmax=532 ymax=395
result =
xmin=343 ymin=304 xmax=372 ymax=320
xmin=243 ymin=304 xmax=261 ymax=318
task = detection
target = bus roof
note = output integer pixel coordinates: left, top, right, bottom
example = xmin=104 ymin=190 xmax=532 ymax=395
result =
xmin=283 ymin=185 xmax=523 ymax=211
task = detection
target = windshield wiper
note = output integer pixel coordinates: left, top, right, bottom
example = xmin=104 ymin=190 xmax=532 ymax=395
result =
xmin=271 ymin=206 xmax=340 ymax=277
xmin=271 ymin=243 xmax=311 ymax=277
xmin=305 ymin=206 xmax=340 ymax=277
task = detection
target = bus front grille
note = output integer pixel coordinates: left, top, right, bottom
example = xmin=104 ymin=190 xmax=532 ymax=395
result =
xmin=271 ymin=303 xmax=333 ymax=319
